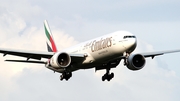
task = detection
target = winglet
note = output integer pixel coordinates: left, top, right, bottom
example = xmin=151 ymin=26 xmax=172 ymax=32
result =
xmin=44 ymin=20 xmax=58 ymax=52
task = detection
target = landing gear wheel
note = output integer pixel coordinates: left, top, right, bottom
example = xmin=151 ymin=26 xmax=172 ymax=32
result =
xmin=106 ymin=73 xmax=114 ymax=81
xmin=60 ymin=72 xmax=72 ymax=81
xmin=101 ymin=69 xmax=114 ymax=81
xmin=65 ymin=77 xmax=69 ymax=81
xmin=65 ymin=72 xmax=72 ymax=81
xmin=102 ymin=74 xmax=107 ymax=81
xmin=110 ymin=73 xmax=114 ymax=78
xmin=60 ymin=75 xmax=64 ymax=81
xmin=107 ymin=76 xmax=111 ymax=81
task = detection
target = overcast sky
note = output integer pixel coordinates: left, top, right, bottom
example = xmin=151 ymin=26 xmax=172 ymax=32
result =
xmin=0 ymin=0 xmax=180 ymax=101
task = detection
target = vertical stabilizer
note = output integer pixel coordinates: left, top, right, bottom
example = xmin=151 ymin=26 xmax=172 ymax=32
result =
xmin=44 ymin=20 xmax=58 ymax=52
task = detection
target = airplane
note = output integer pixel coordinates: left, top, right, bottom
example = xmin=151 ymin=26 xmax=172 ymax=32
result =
xmin=0 ymin=20 xmax=180 ymax=81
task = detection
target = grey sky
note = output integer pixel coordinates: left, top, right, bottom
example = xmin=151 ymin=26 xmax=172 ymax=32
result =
xmin=0 ymin=0 xmax=180 ymax=101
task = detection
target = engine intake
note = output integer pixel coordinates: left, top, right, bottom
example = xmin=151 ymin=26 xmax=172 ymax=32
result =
xmin=57 ymin=53 xmax=71 ymax=67
xmin=50 ymin=52 xmax=71 ymax=68
xmin=127 ymin=54 xmax=146 ymax=70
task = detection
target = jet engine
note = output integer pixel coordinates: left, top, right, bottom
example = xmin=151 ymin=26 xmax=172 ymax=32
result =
xmin=49 ymin=52 xmax=71 ymax=68
xmin=126 ymin=54 xmax=146 ymax=70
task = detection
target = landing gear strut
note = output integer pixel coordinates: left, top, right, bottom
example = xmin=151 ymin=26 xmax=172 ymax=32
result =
xmin=124 ymin=52 xmax=130 ymax=66
xmin=60 ymin=72 xmax=72 ymax=81
xmin=102 ymin=69 xmax=114 ymax=81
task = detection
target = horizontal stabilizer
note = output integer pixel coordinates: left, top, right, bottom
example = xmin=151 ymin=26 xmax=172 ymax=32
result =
xmin=5 ymin=60 xmax=46 ymax=64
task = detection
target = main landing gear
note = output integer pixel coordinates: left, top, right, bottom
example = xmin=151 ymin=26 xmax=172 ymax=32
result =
xmin=60 ymin=72 xmax=72 ymax=81
xmin=102 ymin=68 xmax=114 ymax=81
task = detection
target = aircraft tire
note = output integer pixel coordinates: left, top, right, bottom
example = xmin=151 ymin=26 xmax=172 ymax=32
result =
xmin=102 ymin=73 xmax=108 ymax=81
xmin=60 ymin=75 xmax=64 ymax=81
xmin=107 ymin=73 xmax=114 ymax=81
xmin=110 ymin=73 xmax=114 ymax=78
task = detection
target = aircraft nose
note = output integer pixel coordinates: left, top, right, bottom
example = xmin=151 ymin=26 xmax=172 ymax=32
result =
xmin=125 ymin=38 xmax=137 ymax=53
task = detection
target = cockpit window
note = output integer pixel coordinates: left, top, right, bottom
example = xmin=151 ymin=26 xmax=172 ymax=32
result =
xmin=123 ymin=36 xmax=136 ymax=39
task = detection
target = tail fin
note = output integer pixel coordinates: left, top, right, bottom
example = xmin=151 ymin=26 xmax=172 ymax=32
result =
xmin=44 ymin=20 xmax=58 ymax=52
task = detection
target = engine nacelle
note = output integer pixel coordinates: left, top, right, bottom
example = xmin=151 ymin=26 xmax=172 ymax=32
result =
xmin=127 ymin=54 xmax=146 ymax=70
xmin=49 ymin=52 xmax=71 ymax=68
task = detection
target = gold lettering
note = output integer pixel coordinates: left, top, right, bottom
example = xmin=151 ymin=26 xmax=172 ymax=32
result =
xmin=107 ymin=37 xmax=112 ymax=47
xmin=91 ymin=40 xmax=96 ymax=52
xmin=91 ymin=37 xmax=112 ymax=52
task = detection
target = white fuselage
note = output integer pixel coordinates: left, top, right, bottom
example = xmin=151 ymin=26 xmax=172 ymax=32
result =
xmin=47 ymin=31 xmax=137 ymax=72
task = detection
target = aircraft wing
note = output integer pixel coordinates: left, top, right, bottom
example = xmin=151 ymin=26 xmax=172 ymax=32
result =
xmin=139 ymin=49 xmax=180 ymax=59
xmin=0 ymin=48 xmax=86 ymax=64
xmin=0 ymin=48 xmax=54 ymax=60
